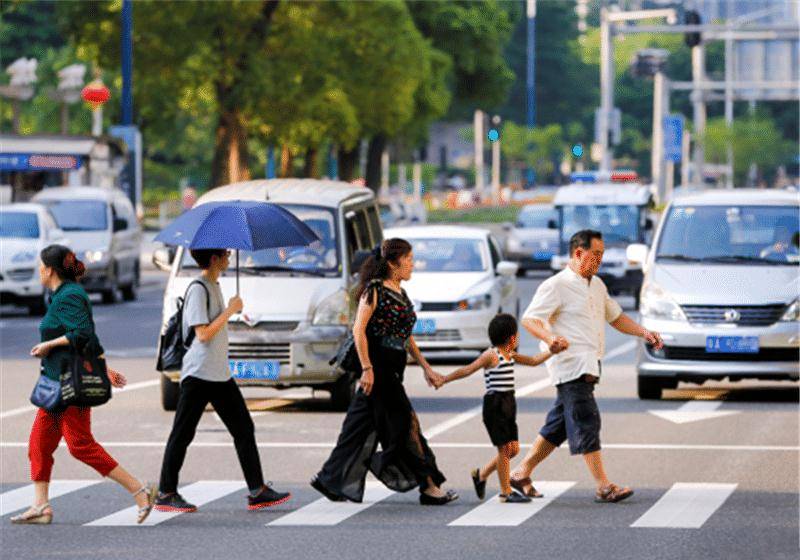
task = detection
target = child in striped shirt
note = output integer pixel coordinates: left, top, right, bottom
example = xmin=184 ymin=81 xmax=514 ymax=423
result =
xmin=436 ymin=314 xmax=557 ymax=503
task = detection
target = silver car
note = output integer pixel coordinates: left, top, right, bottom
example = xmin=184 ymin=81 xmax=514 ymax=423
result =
xmin=503 ymin=204 xmax=559 ymax=274
xmin=628 ymin=189 xmax=800 ymax=400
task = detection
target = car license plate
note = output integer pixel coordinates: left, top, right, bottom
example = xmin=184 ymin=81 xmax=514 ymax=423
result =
xmin=533 ymin=251 xmax=554 ymax=261
xmin=413 ymin=319 xmax=437 ymax=335
xmin=229 ymin=360 xmax=281 ymax=380
xmin=705 ymin=336 xmax=759 ymax=354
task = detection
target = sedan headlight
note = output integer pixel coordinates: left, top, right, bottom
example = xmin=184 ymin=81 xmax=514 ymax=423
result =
xmin=780 ymin=299 xmax=799 ymax=321
xmin=84 ymin=250 xmax=109 ymax=265
xmin=456 ymin=293 xmax=491 ymax=311
xmin=312 ymin=289 xmax=350 ymax=326
xmin=639 ymin=282 xmax=686 ymax=321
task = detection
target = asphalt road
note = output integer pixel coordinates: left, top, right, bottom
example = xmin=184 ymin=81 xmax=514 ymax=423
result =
xmin=1 ymin=270 xmax=798 ymax=560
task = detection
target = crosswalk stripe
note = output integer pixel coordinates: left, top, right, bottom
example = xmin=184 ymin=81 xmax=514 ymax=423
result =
xmin=268 ymin=482 xmax=393 ymax=526
xmin=1 ymin=480 xmax=101 ymax=516
xmin=448 ymin=481 xmax=576 ymax=527
xmin=631 ymin=482 xmax=737 ymax=529
xmin=85 ymin=481 xmax=246 ymax=526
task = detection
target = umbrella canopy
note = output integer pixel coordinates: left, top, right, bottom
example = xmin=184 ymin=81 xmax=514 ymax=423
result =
xmin=154 ymin=200 xmax=319 ymax=250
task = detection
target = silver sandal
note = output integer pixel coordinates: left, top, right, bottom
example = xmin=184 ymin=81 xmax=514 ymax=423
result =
xmin=134 ymin=484 xmax=157 ymax=524
xmin=10 ymin=503 xmax=52 ymax=525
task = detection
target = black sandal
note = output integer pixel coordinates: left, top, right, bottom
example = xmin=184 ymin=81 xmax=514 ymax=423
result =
xmin=471 ymin=468 xmax=486 ymax=500
xmin=509 ymin=475 xmax=543 ymax=498
xmin=419 ymin=489 xmax=459 ymax=506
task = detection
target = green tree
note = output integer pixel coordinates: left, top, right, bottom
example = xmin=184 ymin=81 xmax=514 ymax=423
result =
xmin=500 ymin=121 xmax=566 ymax=181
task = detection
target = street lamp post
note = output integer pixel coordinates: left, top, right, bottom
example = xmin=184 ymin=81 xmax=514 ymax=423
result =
xmin=525 ymin=0 xmax=536 ymax=187
xmin=491 ymin=115 xmax=502 ymax=204
xmin=51 ymin=64 xmax=86 ymax=134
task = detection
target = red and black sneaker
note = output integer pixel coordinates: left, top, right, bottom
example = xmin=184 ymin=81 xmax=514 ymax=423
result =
xmin=248 ymin=483 xmax=292 ymax=510
xmin=154 ymin=492 xmax=197 ymax=513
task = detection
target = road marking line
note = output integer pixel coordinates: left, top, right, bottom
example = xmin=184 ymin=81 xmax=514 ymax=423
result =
xmin=631 ymin=482 xmax=737 ymax=529
xmin=1 ymin=442 xmax=796 ymax=451
xmin=649 ymin=400 xmax=740 ymax=424
xmin=1 ymin=480 xmax=101 ymax=516
xmin=449 ymin=481 xmax=576 ymax=527
xmin=0 ymin=379 xmax=159 ymax=420
xmin=85 ymin=480 xmax=246 ymax=526
xmin=268 ymin=481 xmax=393 ymax=526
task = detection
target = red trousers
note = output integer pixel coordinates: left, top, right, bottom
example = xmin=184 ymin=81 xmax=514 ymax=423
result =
xmin=28 ymin=406 xmax=118 ymax=482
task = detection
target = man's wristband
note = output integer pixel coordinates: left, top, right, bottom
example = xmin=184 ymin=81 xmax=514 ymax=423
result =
xmin=362 ymin=365 xmax=373 ymax=372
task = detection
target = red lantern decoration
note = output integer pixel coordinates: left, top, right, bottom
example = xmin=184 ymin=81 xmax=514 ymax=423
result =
xmin=81 ymin=79 xmax=110 ymax=110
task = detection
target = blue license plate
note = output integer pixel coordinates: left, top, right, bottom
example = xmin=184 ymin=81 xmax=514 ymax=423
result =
xmin=705 ymin=336 xmax=759 ymax=354
xmin=532 ymin=251 xmax=554 ymax=261
xmin=229 ymin=360 xmax=281 ymax=380
xmin=413 ymin=319 xmax=437 ymax=335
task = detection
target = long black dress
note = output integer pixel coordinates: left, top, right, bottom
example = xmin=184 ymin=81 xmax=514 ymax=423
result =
xmin=315 ymin=279 xmax=446 ymax=502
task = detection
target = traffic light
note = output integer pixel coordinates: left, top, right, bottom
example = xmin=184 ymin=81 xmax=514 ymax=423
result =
xmin=684 ymin=10 xmax=701 ymax=47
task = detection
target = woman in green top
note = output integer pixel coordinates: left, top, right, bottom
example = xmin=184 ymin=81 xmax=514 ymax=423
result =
xmin=11 ymin=245 xmax=156 ymax=525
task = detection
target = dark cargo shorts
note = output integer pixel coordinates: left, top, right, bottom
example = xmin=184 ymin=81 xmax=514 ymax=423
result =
xmin=539 ymin=376 xmax=601 ymax=455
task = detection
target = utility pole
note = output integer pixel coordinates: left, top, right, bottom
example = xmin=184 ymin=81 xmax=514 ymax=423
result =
xmin=473 ymin=109 xmax=484 ymax=198
xmin=652 ymin=70 xmax=668 ymax=200
xmin=724 ymin=30 xmax=734 ymax=188
xmin=121 ymin=0 xmax=133 ymax=125
xmin=691 ymin=43 xmax=706 ymax=186
xmin=525 ymin=0 xmax=536 ymax=186
xmin=599 ymin=6 xmax=614 ymax=172
xmin=491 ymin=115 xmax=502 ymax=204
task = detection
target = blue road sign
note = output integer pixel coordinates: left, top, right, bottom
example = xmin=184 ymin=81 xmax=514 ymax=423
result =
xmin=663 ymin=115 xmax=683 ymax=163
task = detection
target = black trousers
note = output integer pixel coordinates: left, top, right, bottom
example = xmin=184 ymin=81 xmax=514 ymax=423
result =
xmin=159 ymin=377 xmax=264 ymax=493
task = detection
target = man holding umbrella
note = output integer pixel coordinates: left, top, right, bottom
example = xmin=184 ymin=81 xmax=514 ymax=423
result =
xmin=154 ymin=201 xmax=319 ymax=512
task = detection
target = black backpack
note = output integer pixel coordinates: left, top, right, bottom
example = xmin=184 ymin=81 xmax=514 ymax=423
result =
xmin=156 ymin=280 xmax=210 ymax=372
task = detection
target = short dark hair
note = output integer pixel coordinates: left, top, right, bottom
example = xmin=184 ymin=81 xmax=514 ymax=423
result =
xmin=189 ymin=248 xmax=227 ymax=270
xmin=569 ymin=229 xmax=603 ymax=256
xmin=488 ymin=313 xmax=517 ymax=347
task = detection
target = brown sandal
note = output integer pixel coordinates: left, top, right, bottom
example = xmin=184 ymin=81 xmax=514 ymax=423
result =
xmin=595 ymin=483 xmax=634 ymax=503
xmin=509 ymin=475 xmax=543 ymax=498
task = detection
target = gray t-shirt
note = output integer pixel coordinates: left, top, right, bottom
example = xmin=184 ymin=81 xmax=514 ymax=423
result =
xmin=180 ymin=277 xmax=230 ymax=383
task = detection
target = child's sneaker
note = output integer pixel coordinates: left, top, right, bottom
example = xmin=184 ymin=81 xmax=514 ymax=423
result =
xmin=471 ymin=468 xmax=486 ymax=500
xmin=499 ymin=491 xmax=532 ymax=504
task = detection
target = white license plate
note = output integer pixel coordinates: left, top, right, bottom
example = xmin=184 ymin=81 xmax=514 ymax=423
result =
xmin=229 ymin=360 xmax=281 ymax=380
xmin=705 ymin=336 xmax=759 ymax=354
xmin=413 ymin=319 xmax=437 ymax=335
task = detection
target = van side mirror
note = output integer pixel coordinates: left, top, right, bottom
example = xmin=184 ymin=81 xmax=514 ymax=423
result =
xmin=113 ymin=217 xmax=128 ymax=232
xmin=496 ymin=261 xmax=519 ymax=277
xmin=152 ymin=246 xmax=174 ymax=272
xmin=644 ymin=218 xmax=654 ymax=231
xmin=547 ymin=219 xmax=558 ymax=229
xmin=626 ymin=243 xmax=649 ymax=266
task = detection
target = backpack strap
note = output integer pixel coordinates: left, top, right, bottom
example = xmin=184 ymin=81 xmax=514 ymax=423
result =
xmin=182 ymin=279 xmax=212 ymax=347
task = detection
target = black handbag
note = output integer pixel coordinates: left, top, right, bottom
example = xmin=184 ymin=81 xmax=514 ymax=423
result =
xmin=329 ymin=333 xmax=362 ymax=375
xmin=60 ymin=349 xmax=112 ymax=408
xmin=30 ymin=374 xmax=62 ymax=411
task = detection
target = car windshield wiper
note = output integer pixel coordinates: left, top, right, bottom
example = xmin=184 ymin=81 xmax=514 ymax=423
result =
xmin=237 ymin=265 xmax=328 ymax=277
xmin=655 ymin=254 xmax=703 ymax=262
xmin=701 ymin=255 xmax=793 ymax=265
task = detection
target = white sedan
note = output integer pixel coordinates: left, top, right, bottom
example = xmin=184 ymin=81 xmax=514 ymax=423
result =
xmin=384 ymin=226 xmax=519 ymax=354
xmin=0 ymin=203 xmax=66 ymax=314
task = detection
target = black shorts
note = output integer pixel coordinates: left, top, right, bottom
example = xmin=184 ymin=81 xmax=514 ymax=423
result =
xmin=482 ymin=391 xmax=519 ymax=447
xmin=539 ymin=377 xmax=601 ymax=455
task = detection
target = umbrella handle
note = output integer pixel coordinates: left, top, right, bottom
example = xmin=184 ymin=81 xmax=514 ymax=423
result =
xmin=236 ymin=249 xmax=240 ymax=295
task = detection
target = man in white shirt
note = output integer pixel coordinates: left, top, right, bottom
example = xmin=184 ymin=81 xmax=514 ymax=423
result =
xmin=509 ymin=230 xmax=663 ymax=503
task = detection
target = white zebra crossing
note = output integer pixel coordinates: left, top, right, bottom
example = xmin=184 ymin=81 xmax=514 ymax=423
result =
xmin=631 ymin=482 xmax=737 ymax=529
xmin=85 ymin=481 xmax=246 ymax=526
xmin=1 ymin=480 xmax=102 ymax=516
xmin=448 ymin=481 xmax=576 ymax=526
xmin=268 ymin=481 xmax=394 ymax=526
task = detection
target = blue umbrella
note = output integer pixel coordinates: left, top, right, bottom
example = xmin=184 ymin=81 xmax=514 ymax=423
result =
xmin=155 ymin=200 xmax=319 ymax=293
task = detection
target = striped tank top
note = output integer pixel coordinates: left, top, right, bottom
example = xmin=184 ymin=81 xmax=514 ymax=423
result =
xmin=484 ymin=348 xmax=515 ymax=393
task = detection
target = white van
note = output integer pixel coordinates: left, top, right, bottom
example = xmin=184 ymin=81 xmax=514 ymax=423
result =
xmin=154 ymin=179 xmax=383 ymax=411
xmin=33 ymin=186 xmax=142 ymax=303
xmin=629 ymin=188 xmax=800 ymax=399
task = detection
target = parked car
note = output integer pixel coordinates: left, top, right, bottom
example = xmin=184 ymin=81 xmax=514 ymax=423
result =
xmin=503 ymin=204 xmax=559 ymax=274
xmin=153 ymin=179 xmax=383 ymax=411
xmin=629 ymin=188 xmax=800 ymax=400
xmin=384 ymin=225 xmax=519 ymax=354
xmin=33 ymin=186 xmax=142 ymax=303
xmin=0 ymin=202 xmax=65 ymax=314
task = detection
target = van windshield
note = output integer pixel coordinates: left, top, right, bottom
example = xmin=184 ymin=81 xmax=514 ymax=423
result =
xmin=517 ymin=207 xmax=556 ymax=229
xmin=0 ymin=212 xmax=39 ymax=239
xmin=178 ymin=205 xmax=339 ymax=276
xmin=656 ymin=205 xmax=800 ymax=265
xmin=44 ymin=200 xmax=108 ymax=231
xmin=561 ymin=204 xmax=640 ymax=246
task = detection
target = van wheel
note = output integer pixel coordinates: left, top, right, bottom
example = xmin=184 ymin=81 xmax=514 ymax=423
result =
xmin=101 ymin=287 xmax=117 ymax=304
xmin=330 ymin=372 xmax=357 ymax=411
xmin=637 ymin=376 xmax=663 ymax=400
xmin=121 ymin=264 xmax=139 ymax=301
xmin=161 ymin=374 xmax=180 ymax=411
xmin=26 ymin=295 xmax=47 ymax=316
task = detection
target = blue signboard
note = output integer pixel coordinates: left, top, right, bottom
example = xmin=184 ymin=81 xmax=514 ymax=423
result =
xmin=0 ymin=153 xmax=82 ymax=171
xmin=663 ymin=115 xmax=683 ymax=163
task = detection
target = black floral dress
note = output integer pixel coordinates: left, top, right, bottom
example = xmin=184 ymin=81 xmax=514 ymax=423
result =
xmin=315 ymin=280 xmax=446 ymax=502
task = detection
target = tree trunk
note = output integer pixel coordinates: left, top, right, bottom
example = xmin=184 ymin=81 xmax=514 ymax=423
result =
xmin=211 ymin=108 xmax=251 ymax=187
xmin=337 ymin=146 xmax=359 ymax=182
xmin=365 ymin=135 xmax=387 ymax=193
xmin=280 ymin=145 xmax=293 ymax=178
xmin=303 ymin=147 xmax=318 ymax=178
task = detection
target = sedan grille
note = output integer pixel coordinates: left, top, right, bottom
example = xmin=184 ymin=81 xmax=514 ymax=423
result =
xmin=648 ymin=345 xmax=799 ymax=362
xmin=228 ymin=342 xmax=291 ymax=364
xmin=5 ymin=268 xmax=34 ymax=282
xmin=419 ymin=302 xmax=456 ymax=312
xmin=681 ymin=304 xmax=787 ymax=326
xmin=413 ymin=329 xmax=461 ymax=342
xmin=229 ymin=321 xmax=299 ymax=332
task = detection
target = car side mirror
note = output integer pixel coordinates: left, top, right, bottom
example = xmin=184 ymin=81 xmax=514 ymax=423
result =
xmin=644 ymin=218 xmax=654 ymax=231
xmin=49 ymin=228 xmax=65 ymax=241
xmin=113 ymin=217 xmax=128 ymax=232
xmin=547 ymin=219 xmax=558 ymax=229
xmin=501 ymin=222 xmax=513 ymax=231
xmin=152 ymin=246 xmax=174 ymax=272
xmin=626 ymin=243 xmax=649 ymax=266
xmin=496 ymin=261 xmax=519 ymax=277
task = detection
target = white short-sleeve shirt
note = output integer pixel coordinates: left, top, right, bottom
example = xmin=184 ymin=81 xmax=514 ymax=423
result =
xmin=523 ymin=266 xmax=623 ymax=385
